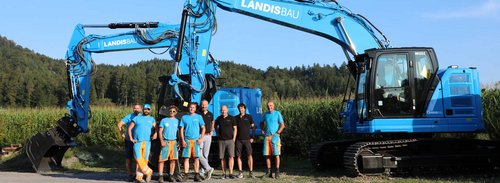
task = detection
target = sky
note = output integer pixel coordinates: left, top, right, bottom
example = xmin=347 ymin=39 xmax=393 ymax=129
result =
xmin=0 ymin=0 xmax=499 ymax=84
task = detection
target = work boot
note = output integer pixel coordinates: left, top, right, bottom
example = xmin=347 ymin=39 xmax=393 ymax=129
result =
xmin=194 ymin=173 xmax=202 ymax=182
xmin=127 ymin=174 xmax=135 ymax=182
xmin=181 ymin=173 xmax=188 ymax=182
xmin=275 ymin=168 xmax=280 ymax=179
xmin=173 ymin=173 xmax=183 ymax=182
xmin=165 ymin=173 xmax=175 ymax=182
xmin=263 ymin=169 xmax=272 ymax=178
xmin=145 ymin=172 xmax=152 ymax=182
xmin=249 ymin=171 xmax=256 ymax=179
xmin=158 ymin=175 xmax=164 ymax=183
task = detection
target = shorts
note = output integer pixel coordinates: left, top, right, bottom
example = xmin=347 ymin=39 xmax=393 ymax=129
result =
xmin=133 ymin=141 xmax=151 ymax=160
xmin=124 ymin=140 xmax=134 ymax=159
xmin=263 ymin=135 xmax=281 ymax=156
xmin=182 ymin=139 xmax=200 ymax=158
xmin=160 ymin=140 xmax=178 ymax=161
xmin=219 ymin=139 xmax=235 ymax=159
xmin=235 ymin=140 xmax=252 ymax=157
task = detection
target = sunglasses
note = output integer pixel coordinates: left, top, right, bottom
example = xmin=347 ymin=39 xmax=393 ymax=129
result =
xmin=169 ymin=110 xmax=177 ymax=113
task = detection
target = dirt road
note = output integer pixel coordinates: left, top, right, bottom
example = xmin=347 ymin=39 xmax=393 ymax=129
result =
xmin=0 ymin=171 xmax=265 ymax=183
xmin=0 ymin=172 xmax=126 ymax=183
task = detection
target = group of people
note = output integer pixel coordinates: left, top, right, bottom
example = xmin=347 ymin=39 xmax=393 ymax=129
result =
xmin=117 ymin=100 xmax=285 ymax=182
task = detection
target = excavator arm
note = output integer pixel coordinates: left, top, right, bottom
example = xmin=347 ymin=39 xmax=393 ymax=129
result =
xmin=211 ymin=0 xmax=389 ymax=54
xmin=26 ymin=20 xmax=221 ymax=171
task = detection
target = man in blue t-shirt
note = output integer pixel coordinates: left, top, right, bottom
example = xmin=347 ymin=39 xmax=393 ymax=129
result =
xmin=117 ymin=104 xmax=142 ymax=181
xmin=158 ymin=105 xmax=180 ymax=183
xmin=261 ymin=101 xmax=285 ymax=179
xmin=179 ymin=102 xmax=206 ymax=182
xmin=128 ymin=104 xmax=157 ymax=183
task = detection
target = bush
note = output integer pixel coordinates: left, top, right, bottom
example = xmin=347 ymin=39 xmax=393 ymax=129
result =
xmin=273 ymin=98 xmax=344 ymax=156
xmin=1 ymin=90 xmax=500 ymax=157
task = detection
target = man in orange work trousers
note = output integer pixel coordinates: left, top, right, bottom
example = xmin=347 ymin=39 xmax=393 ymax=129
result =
xmin=128 ymin=104 xmax=157 ymax=182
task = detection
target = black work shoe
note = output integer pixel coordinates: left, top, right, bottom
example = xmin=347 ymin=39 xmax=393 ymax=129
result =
xmin=127 ymin=175 xmax=135 ymax=182
xmin=165 ymin=174 xmax=174 ymax=182
xmin=174 ymin=173 xmax=182 ymax=182
xmin=194 ymin=173 xmax=202 ymax=182
xmin=275 ymin=168 xmax=280 ymax=179
xmin=181 ymin=173 xmax=188 ymax=182
xmin=263 ymin=169 xmax=272 ymax=178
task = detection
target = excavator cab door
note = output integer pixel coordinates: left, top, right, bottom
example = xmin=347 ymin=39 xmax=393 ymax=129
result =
xmin=365 ymin=48 xmax=439 ymax=120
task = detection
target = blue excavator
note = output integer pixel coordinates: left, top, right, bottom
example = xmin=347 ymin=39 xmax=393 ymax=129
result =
xmin=26 ymin=0 xmax=499 ymax=175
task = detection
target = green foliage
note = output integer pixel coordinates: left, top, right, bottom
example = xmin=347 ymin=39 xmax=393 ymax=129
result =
xmin=275 ymin=98 xmax=344 ymax=156
xmin=2 ymin=90 xmax=500 ymax=157
xmin=0 ymin=36 xmax=351 ymax=107
xmin=0 ymin=106 xmax=129 ymax=147
xmin=482 ymin=89 xmax=500 ymax=140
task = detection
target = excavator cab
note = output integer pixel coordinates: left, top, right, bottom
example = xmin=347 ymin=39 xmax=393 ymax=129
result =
xmin=343 ymin=47 xmax=471 ymax=134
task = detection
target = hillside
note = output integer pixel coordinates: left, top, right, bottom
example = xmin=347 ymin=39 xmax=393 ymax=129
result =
xmin=0 ymin=36 xmax=349 ymax=107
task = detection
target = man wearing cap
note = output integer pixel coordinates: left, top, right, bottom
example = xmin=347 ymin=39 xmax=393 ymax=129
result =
xmin=261 ymin=101 xmax=285 ymax=179
xmin=197 ymin=99 xmax=215 ymax=180
xmin=158 ymin=106 xmax=180 ymax=183
xmin=179 ymin=102 xmax=206 ymax=182
xmin=118 ymin=104 xmax=142 ymax=182
xmin=128 ymin=104 xmax=157 ymax=183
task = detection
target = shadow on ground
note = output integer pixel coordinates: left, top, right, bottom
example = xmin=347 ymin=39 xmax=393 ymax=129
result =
xmin=3 ymin=148 xmax=500 ymax=182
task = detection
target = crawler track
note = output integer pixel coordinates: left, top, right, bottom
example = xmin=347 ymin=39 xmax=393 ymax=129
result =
xmin=312 ymin=138 xmax=500 ymax=176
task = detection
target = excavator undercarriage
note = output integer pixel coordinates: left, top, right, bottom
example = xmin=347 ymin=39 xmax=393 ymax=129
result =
xmin=311 ymin=137 xmax=500 ymax=176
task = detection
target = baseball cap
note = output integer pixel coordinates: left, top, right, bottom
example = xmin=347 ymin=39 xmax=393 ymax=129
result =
xmin=143 ymin=104 xmax=151 ymax=110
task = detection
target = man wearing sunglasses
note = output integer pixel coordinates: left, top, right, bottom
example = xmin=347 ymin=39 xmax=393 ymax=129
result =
xmin=158 ymin=106 xmax=180 ymax=183
xmin=197 ymin=99 xmax=215 ymax=180
xmin=128 ymin=104 xmax=157 ymax=183
xmin=179 ymin=102 xmax=206 ymax=182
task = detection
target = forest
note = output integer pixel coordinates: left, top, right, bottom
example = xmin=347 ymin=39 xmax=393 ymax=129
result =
xmin=0 ymin=35 xmax=351 ymax=107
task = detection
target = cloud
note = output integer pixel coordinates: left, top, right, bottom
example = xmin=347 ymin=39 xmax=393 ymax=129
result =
xmin=423 ymin=0 xmax=500 ymax=19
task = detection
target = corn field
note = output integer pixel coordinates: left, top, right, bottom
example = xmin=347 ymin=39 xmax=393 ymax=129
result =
xmin=1 ymin=89 xmax=500 ymax=156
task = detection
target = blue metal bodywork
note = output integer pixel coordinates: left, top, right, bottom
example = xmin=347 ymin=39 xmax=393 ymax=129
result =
xmin=65 ymin=0 xmax=484 ymax=136
xmin=64 ymin=0 xmax=389 ymax=134
xmin=342 ymin=67 xmax=484 ymax=134
xmin=208 ymin=88 xmax=263 ymax=136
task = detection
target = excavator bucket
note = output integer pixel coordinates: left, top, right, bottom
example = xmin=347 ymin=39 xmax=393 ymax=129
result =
xmin=25 ymin=116 xmax=77 ymax=172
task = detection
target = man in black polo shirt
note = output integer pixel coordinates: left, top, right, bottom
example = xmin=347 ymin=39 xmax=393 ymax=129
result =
xmin=197 ymin=99 xmax=215 ymax=180
xmin=215 ymin=105 xmax=237 ymax=179
xmin=234 ymin=103 xmax=256 ymax=179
